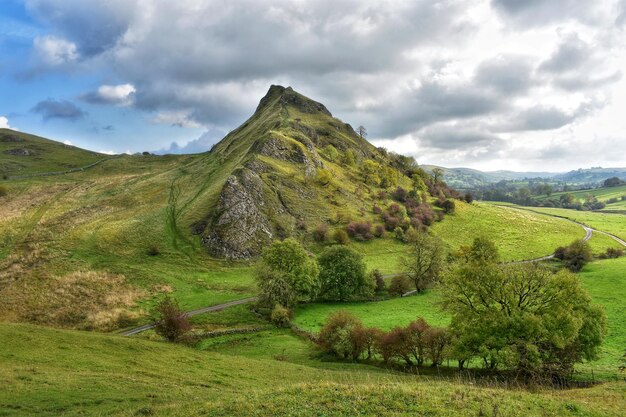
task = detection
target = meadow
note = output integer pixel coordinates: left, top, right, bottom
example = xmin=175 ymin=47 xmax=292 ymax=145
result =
xmin=2 ymin=321 xmax=625 ymax=416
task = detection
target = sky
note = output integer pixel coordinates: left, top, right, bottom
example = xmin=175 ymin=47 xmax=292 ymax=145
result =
xmin=1 ymin=0 xmax=625 ymax=171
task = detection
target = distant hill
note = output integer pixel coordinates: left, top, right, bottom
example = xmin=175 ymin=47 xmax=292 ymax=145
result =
xmin=422 ymin=165 xmax=626 ymax=189
xmin=0 ymin=129 xmax=106 ymax=178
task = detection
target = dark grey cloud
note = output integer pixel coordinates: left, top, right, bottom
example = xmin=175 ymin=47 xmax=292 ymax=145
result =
xmin=31 ymin=98 xmax=86 ymax=121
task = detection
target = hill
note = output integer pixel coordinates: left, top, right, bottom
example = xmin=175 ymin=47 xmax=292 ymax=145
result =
xmin=0 ymin=128 xmax=106 ymax=178
xmin=0 ymin=86 xmax=592 ymax=330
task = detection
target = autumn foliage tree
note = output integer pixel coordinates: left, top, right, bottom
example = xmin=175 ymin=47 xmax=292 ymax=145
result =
xmin=154 ymin=296 xmax=191 ymax=342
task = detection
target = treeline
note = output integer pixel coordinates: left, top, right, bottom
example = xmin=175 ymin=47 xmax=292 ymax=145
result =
xmin=315 ymin=238 xmax=607 ymax=382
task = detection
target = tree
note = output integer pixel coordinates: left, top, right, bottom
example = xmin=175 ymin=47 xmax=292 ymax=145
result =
xmin=431 ymin=168 xmax=444 ymax=183
xmin=441 ymin=199 xmax=455 ymax=214
xmin=604 ymin=176 xmax=624 ymax=187
xmin=256 ymin=239 xmax=320 ymax=306
xmin=441 ymin=260 xmax=606 ymax=379
xmin=153 ymin=296 xmax=191 ymax=342
xmin=399 ymin=229 xmax=445 ymax=293
xmin=457 ymin=236 xmax=500 ymax=264
xmin=388 ymin=275 xmax=412 ymax=296
xmin=318 ymin=245 xmax=370 ymax=301
xmin=411 ymin=174 xmax=427 ymax=194
xmin=371 ymin=269 xmax=386 ymax=293
xmin=357 ymin=125 xmax=367 ymax=139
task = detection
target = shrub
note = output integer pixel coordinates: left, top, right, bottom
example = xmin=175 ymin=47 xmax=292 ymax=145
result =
xmin=0 ymin=185 xmax=7 ymax=197
xmin=321 ymin=144 xmax=339 ymax=162
xmin=388 ymin=275 xmax=412 ymax=296
xmin=315 ymin=168 xmax=333 ymax=185
xmin=554 ymin=246 xmax=567 ymax=260
xmin=351 ymin=326 xmax=384 ymax=360
xmin=371 ymin=269 xmax=385 ymax=293
xmin=562 ymin=239 xmax=593 ymax=272
xmin=373 ymin=224 xmax=386 ymax=238
xmin=441 ymin=199 xmax=456 ymax=214
xmin=153 ymin=296 xmax=191 ymax=342
xmin=296 ymin=219 xmax=307 ymax=231
xmin=393 ymin=226 xmax=405 ymax=241
xmin=318 ymin=310 xmax=364 ymax=359
xmin=147 ymin=245 xmax=160 ymax=256
xmin=333 ymin=229 xmax=350 ymax=245
xmin=318 ymin=245 xmax=369 ymax=301
xmin=464 ymin=193 xmax=474 ymax=204
xmin=313 ymin=224 xmax=329 ymax=243
xmin=372 ymin=204 xmax=382 ymax=214
xmin=346 ymin=221 xmax=373 ymax=241
xmin=424 ymin=326 xmax=450 ymax=366
xmin=599 ymin=247 xmax=624 ymax=259
xmin=391 ymin=186 xmax=408 ymax=202
xmin=376 ymin=326 xmax=413 ymax=365
xmin=270 ymin=304 xmax=292 ymax=328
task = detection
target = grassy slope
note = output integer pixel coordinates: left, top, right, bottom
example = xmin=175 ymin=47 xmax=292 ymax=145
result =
xmin=431 ymin=201 xmax=585 ymax=260
xmin=1 ymin=322 xmax=624 ymax=416
xmin=0 ymin=129 xmax=104 ymax=176
xmin=511 ymin=206 xmax=626 ymax=241
xmin=537 ymin=184 xmax=626 ymax=204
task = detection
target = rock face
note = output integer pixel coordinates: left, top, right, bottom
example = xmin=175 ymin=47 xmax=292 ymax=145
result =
xmin=202 ymin=169 xmax=273 ymax=259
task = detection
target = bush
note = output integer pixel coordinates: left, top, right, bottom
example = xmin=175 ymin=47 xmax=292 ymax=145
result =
xmin=315 ymin=168 xmax=333 ymax=185
xmin=391 ymin=186 xmax=408 ymax=202
xmin=0 ymin=185 xmax=7 ymax=197
xmin=373 ymin=224 xmax=386 ymax=238
xmin=333 ymin=229 xmax=350 ymax=245
xmin=346 ymin=221 xmax=373 ymax=241
xmin=318 ymin=311 xmax=364 ymax=359
xmin=147 ymin=245 xmax=161 ymax=256
xmin=371 ymin=269 xmax=385 ymax=293
xmin=313 ymin=224 xmax=329 ymax=243
xmin=270 ymin=304 xmax=292 ymax=328
xmin=599 ymin=247 xmax=624 ymax=259
xmin=388 ymin=275 xmax=412 ymax=296
xmin=318 ymin=245 xmax=370 ymax=301
xmin=441 ymin=199 xmax=456 ymax=214
xmin=296 ymin=219 xmax=307 ymax=231
xmin=463 ymin=193 xmax=474 ymax=204
xmin=372 ymin=204 xmax=382 ymax=214
xmin=562 ymin=239 xmax=593 ymax=272
xmin=554 ymin=246 xmax=567 ymax=260
xmin=153 ymin=296 xmax=191 ymax=342
xmin=393 ymin=226 xmax=405 ymax=241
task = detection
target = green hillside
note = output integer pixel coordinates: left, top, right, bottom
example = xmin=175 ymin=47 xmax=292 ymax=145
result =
xmin=537 ymin=184 xmax=626 ymax=209
xmin=1 ymin=322 xmax=624 ymax=416
xmin=0 ymin=129 xmax=106 ymax=177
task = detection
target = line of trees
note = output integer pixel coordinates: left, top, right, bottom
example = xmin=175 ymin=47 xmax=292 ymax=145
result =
xmin=317 ymin=238 xmax=607 ymax=381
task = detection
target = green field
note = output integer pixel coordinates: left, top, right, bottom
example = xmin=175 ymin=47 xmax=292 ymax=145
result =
xmin=431 ymin=201 xmax=585 ymax=260
xmin=514 ymin=206 xmax=626 ymax=242
xmin=538 ymin=184 xmax=626 ymax=204
xmin=1 ymin=322 xmax=625 ymax=416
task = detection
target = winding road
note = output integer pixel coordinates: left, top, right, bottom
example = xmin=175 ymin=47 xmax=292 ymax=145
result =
xmin=122 ymin=208 xmax=626 ymax=336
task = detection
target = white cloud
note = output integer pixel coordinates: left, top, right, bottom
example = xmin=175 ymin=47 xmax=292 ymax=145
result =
xmin=82 ymin=83 xmax=136 ymax=106
xmin=0 ymin=116 xmax=16 ymax=130
xmin=33 ymin=35 xmax=78 ymax=66
xmin=151 ymin=110 xmax=202 ymax=129
xmin=63 ymin=139 xmax=72 ymax=145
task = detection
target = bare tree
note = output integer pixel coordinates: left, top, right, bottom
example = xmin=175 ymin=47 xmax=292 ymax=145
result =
xmin=357 ymin=125 xmax=367 ymax=139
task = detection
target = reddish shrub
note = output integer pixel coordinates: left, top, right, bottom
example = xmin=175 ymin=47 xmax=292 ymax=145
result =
xmin=374 ymin=224 xmax=386 ymax=238
xmin=346 ymin=221 xmax=374 ymax=241
xmin=313 ymin=224 xmax=329 ymax=243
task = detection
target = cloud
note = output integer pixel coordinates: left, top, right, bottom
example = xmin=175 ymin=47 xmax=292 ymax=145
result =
xmin=0 ymin=116 xmax=17 ymax=130
xmin=81 ymin=84 xmax=136 ymax=106
xmin=474 ymin=55 xmax=535 ymax=94
xmin=154 ymin=128 xmax=225 ymax=154
xmin=151 ymin=111 xmax=202 ymax=129
xmin=31 ymin=98 xmax=86 ymax=121
xmin=418 ymin=124 xmax=505 ymax=151
xmin=33 ymin=35 xmax=78 ymax=66
xmin=490 ymin=0 xmax=604 ymax=27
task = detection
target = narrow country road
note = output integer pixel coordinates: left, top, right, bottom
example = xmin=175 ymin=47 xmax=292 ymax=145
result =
xmin=121 ymin=297 xmax=257 ymax=336
xmin=123 ymin=207 xmax=625 ymax=335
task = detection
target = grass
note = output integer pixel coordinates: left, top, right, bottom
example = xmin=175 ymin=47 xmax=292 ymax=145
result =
xmin=537 ymin=184 xmax=626 ymax=205
xmin=432 ymin=201 xmax=585 ymax=261
xmin=1 ymin=322 xmax=625 ymax=416
xmin=576 ymin=257 xmax=626 ymax=379
xmin=509 ymin=206 xmax=626 ymax=242
xmin=294 ymin=292 xmax=447 ymax=332
xmin=0 ymin=129 xmax=105 ymax=177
